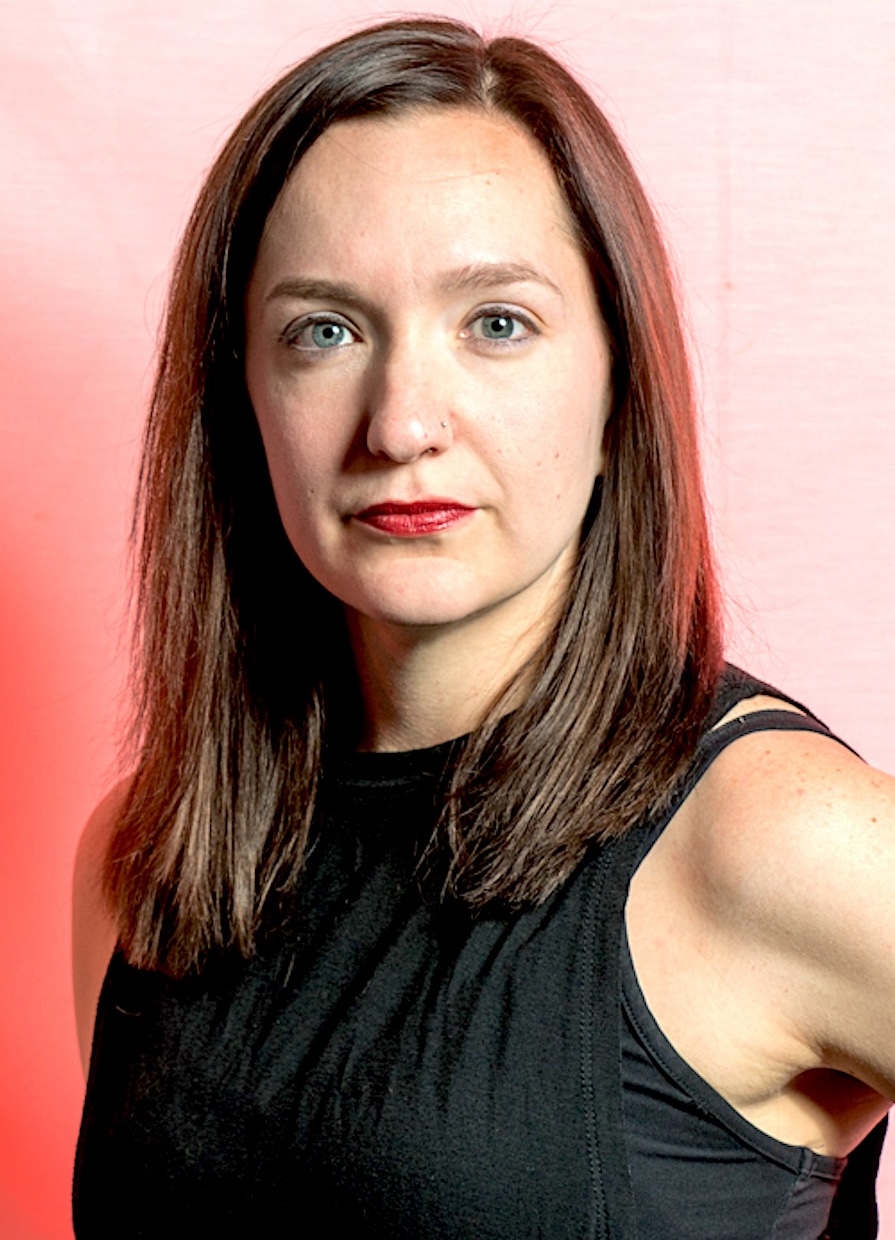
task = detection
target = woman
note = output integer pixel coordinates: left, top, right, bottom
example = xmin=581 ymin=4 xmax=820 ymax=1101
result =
xmin=72 ymin=17 xmax=895 ymax=1238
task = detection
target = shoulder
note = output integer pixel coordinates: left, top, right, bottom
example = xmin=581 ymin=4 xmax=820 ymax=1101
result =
xmin=692 ymin=713 xmax=895 ymax=923
xmin=690 ymin=711 xmax=895 ymax=1094
xmin=73 ymin=778 xmax=130 ymax=1078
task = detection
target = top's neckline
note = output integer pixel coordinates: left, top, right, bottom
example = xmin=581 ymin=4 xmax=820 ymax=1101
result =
xmin=328 ymin=665 xmax=780 ymax=791
xmin=328 ymin=735 xmax=464 ymax=789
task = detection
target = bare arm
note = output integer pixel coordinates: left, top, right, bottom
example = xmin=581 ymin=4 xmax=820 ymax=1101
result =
xmin=628 ymin=718 xmax=895 ymax=1155
xmin=697 ymin=729 xmax=895 ymax=1100
xmin=72 ymin=780 xmax=129 ymax=1078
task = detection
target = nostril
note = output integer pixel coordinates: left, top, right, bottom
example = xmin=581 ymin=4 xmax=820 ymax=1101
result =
xmin=364 ymin=402 xmax=452 ymax=464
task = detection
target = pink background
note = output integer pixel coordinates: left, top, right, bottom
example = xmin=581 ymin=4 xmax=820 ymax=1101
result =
xmin=1 ymin=1 xmax=892 ymax=1235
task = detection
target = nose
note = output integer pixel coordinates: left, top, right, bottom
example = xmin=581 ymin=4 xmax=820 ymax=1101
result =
xmin=364 ymin=342 xmax=452 ymax=462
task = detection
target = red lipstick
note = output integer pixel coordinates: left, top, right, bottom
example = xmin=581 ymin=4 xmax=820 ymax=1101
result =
xmin=353 ymin=501 xmax=474 ymax=537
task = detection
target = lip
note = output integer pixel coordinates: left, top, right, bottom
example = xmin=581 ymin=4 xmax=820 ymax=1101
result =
xmin=352 ymin=500 xmax=476 ymax=537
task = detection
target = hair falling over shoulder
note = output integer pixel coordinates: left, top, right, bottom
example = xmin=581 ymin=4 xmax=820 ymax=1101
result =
xmin=106 ymin=17 xmax=724 ymax=976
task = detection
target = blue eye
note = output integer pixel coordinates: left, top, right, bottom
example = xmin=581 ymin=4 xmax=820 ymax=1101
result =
xmin=485 ymin=314 xmax=516 ymax=339
xmin=308 ymin=320 xmax=353 ymax=348
xmin=466 ymin=310 xmax=535 ymax=345
xmin=284 ymin=316 xmax=358 ymax=352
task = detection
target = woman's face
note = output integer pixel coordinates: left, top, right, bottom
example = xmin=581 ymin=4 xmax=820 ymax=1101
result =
xmin=245 ymin=107 xmax=612 ymax=639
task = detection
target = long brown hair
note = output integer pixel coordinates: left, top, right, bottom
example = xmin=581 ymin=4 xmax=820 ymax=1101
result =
xmin=107 ymin=18 xmax=723 ymax=975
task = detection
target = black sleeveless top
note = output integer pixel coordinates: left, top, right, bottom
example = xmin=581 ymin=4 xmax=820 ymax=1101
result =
xmin=73 ymin=669 xmax=887 ymax=1237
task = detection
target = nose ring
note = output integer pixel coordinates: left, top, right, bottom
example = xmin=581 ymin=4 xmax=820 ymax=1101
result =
xmin=428 ymin=420 xmax=448 ymax=450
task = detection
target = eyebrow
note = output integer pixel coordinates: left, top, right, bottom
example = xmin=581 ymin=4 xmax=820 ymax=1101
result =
xmin=436 ymin=262 xmax=564 ymax=298
xmin=265 ymin=262 xmax=564 ymax=308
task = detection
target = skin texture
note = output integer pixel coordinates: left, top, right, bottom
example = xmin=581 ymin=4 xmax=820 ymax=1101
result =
xmin=628 ymin=702 xmax=895 ymax=1155
xmin=74 ymin=109 xmax=895 ymax=1165
xmin=244 ymin=109 xmax=611 ymax=752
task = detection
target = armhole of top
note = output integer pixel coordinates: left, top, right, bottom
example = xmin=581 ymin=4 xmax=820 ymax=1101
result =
xmin=618 ymin=698 xmax=859 ymax=1185
xmin=697 ymin=708 xmax=860 ymax=772
xmin=619 ymin=922 xmax=847 ymax=1180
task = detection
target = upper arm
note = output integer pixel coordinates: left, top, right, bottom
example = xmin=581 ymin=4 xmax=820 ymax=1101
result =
xmin=72 ymin=779 xmax=129 ymax=1078
xmin=697 ymin=730 xmax=895 ymax=1099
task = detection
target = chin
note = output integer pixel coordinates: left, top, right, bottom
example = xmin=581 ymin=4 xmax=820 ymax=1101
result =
xmin=341 ymin=570 xmax=500 ymax=633
xmin=354 ymin=595 xmax=487 ymax=632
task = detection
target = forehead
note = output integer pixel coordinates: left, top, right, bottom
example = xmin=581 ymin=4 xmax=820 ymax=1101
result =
xmin=296 ymin=106 xmax=558 ymax=187
xmin=254 ymin=108 xmax=582 ymax=281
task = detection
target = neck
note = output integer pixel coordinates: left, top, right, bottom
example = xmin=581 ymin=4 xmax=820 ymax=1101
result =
xmin=347 ymin=597 xmax=557 ymax=753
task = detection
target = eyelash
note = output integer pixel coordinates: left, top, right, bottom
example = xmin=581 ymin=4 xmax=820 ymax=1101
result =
xmin=461 ymin=306 xmax=539 ymax=348
xmin=280 ymin=314 xmax=359 ymax=353
xmin=279 ymin=305 xmax=540 ymax=356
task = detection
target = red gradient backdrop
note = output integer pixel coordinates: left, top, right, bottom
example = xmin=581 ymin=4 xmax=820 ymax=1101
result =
xmin=1 ymin=2 xmax=893 ymax=1236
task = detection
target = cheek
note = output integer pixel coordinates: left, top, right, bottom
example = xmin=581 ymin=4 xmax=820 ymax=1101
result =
xmin=506 ymin=381 xmax=605 ymax=497
xmin=248 ymin=408 xmax=323 ymax=559
xmin=509 ymin=333 xmax=610 ymax=480
xmin=251 ymin=386 xmax=336 ymax=501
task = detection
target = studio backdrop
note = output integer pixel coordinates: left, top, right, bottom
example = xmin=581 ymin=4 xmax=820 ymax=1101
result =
xmin=0 ymin=1 xmax=892 ymax=1236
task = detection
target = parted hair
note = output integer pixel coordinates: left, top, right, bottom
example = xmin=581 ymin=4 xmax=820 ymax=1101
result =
xmin=107 ymin=17 xmax=723 ymax=975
